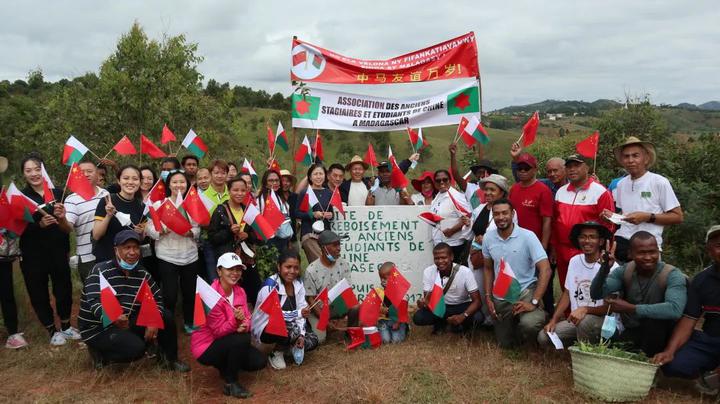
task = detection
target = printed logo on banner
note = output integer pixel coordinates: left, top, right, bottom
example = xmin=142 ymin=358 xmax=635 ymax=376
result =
xmin=291 ymin=43 xmax=326 ymax=80
xmin=291 ymin=94 xmax=321 ymax=120
xmin=447 ymin=85 xmax=480 ymax=115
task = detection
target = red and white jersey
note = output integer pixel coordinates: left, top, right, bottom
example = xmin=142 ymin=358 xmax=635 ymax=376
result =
xmin=553 ymin=179 xmax=615 ymax=247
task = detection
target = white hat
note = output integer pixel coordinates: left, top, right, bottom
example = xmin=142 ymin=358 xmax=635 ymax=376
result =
xmin=216 ymin=252 xmax=246 ymax=270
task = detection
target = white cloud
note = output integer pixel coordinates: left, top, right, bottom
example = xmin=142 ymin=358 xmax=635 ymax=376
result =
xmin=1 ymin=0 xmax=717 ymax=110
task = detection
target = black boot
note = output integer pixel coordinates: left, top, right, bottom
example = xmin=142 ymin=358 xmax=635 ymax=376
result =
xmin=223 ymin=382 xmax=252 ymax=399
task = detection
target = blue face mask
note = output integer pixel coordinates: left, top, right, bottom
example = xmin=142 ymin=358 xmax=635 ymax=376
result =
xmin=160 ymin=170 xmax=170 ymax=182
xmin=325 ymin=254 xmax=336 ymax=263
xmin=118 ymin=257 xmax=139 ymax=271
xmin=601 ymin=314 xmax=617 ymax=340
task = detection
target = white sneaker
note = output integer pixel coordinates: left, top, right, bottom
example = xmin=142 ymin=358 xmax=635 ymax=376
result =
xmin=5 ymin=333 xmax=29 ymax=349
xmin=268 ymin=351 xmax=286 ymax=370
xmin=50 ymin=331 xmax=67 ymax=346
xmin=61 ymin=327 xmax=82 ymax=340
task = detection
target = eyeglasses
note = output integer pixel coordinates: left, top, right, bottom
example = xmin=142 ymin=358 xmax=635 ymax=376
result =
xmin=578 ymin=235 xmax=600 ymax=241
xmin=434 ymin=177 xmax=450 ymax=184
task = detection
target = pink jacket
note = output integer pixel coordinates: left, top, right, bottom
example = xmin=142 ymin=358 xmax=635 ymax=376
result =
xmin=190 ymin=280 xmax=252 ymax=359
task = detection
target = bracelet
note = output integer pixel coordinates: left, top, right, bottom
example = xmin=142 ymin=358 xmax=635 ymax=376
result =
xmin=649 ymin=213 xmax=656 ymax=223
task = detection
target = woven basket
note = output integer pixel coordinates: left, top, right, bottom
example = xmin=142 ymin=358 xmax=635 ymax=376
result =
xmin=568 ymin=346 xmax=659 ymax=402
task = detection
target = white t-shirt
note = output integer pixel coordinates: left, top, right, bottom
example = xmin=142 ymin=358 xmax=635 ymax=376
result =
xmin=430 ymin=189 xmax=473 ymax=246
xmin=347 ymin=181 xmax=368 ymax=206
xmin=411 ymin=193 xmax=427 ymax=205
xmin=565 ymin=255 xmax=618 ymax=312
xmin=422 ymin=264 xmax=478 ymax=305
xmin=64 ymin=187 xmax=109 ymax=263
xmin=612 ymin=172 xmax=680 ymax=247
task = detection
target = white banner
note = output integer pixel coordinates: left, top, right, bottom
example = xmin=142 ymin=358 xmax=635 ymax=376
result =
xmin=329 ymin=205 xmax=434 ymax=304
xmin=291 ymin=79 xmax=481 ymax=132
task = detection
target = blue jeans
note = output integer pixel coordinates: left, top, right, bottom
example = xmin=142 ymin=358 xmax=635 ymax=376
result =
xmin=662 ymin=330 xmax=720 ymax=379
xmin=378 ymin=319 xmax=408 ymax=344
xmin=202 ymin=240 xmax=218 ymax=282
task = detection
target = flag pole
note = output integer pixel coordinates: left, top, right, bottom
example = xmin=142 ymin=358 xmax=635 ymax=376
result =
xmin=291 ymin=127 xmax=298 ymax=177
xmin=59 ymin=166 xmax=72 ymax=202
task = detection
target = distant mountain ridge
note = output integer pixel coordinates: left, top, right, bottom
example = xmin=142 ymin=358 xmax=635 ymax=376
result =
xmin=493 ymin=99 xmax=720 ymax=114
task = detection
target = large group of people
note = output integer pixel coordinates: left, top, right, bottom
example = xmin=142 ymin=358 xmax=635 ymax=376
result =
xmin=0 ymin=134 xmax=718 ymax=398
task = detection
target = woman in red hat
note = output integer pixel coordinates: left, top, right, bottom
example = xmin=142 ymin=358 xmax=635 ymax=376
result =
xmin=410 ymin=171 xmax=436 ymax=205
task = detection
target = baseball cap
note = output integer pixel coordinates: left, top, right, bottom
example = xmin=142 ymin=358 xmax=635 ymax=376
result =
xmin=565 ymin=154 xmax=588 ymax=165
xmin=516 ymin=153 xmax=537 ymax=168
xmin=113 ymin=229 xmax=141 ymax=246
xmin=318 ymin=230 xmax=341 ymax=245
xmin=216 ymin=252 xmax=246 ymax=270
xmin=706 ymin=225 xmax=720 ymax=243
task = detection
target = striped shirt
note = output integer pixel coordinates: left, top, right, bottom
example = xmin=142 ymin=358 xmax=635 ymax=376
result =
xmin=78 ymin=260 xmax=163 ymax=342
xmin=65 ymin=188 xmax=108 ymax=263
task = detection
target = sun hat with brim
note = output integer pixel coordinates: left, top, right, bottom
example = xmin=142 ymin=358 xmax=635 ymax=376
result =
xmin=216 ymin=252 xmax=246 ymax=270
xmin=706 ymin=225 xmax=720 ymax=243
xmin=345 ymin=155 xmax=369 ymax=171
xmin=279 ymin=169 xmax=296 ymax=185
xmin=613 ymin=136 xmax=657 ymax=168
xmin=570 ymin=221 xmax=613 ymax=250
xmin=470 ymin=159 xmax=498 ymax=175
xmin=411 ymin=171 xmax=435 ymax=192
xmin=479 ymin=174 xmax=510 ymax=195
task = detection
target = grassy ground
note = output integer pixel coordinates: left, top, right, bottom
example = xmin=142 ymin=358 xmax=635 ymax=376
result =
xmin=0 ymin=265 xmax=708 ymax=403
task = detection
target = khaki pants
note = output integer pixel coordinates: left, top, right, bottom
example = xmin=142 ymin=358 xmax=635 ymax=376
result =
xmin=301 ymin=234 xmax=322 ymax=264
xmin=537 ymin=314 xmax=604 ymax=348
xmin=492 ymin=287 xmax=546 ymax=349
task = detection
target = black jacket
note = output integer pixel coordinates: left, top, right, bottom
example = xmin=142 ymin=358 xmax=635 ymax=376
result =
xmin=207 ymin=201 xmax=258 ymax=259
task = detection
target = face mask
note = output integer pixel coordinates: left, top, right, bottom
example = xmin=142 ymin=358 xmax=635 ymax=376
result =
xmin=471 ymin=241 xmax=482 ymax=250
xmin=160 ymin=170 xmax=170 ymax=181
xmin=325 ymin=254 xmax=336 ymax=263
xmin=292 ymin=345 xmax=304 ymax=365
xmin=422 ymin=189 xmax=434 ymax=197
xmin=601 ymin=314 xmax=617 ymax=340
xmin=118 ymin=257 xmax=139 ymax=271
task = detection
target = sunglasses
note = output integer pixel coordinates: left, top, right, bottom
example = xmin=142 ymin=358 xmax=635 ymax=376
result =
xmin=434 ymin=177 xmax=450 ymax=184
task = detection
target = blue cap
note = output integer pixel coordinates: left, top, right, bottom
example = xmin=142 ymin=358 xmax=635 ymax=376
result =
xmin=113 ymin=229 xmax=141 ymax=246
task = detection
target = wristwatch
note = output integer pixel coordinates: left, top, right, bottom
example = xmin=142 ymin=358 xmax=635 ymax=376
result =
xmin=531 ymin=298 xmax=539 ymax=307
xmin=463 ymin=312 xmax=469 ymax=318
xmin=649 ymin=213 xmax=656 ymax=223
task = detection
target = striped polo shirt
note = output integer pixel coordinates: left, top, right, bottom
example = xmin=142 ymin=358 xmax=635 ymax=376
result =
xmin=78 ymin=260 xmax=163 ymax=341
xmin=64 ymin=188 xmax=108 ymax=263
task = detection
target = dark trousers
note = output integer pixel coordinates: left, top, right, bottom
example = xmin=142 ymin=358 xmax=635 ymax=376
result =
xmin=20 ymin=252 xmax=73 ymax=329
xmin=86 ymin=310 xmax=178 ymax=363
xmin=542 ymin=265 xmax=556 ymax=316
xmin=413 ymin=301 xmax=484 ymax=332
xmin=197 ymin=333 xmax=266 ymax=383
xmin=266 ymin=237 xmax=290 ymax=256
xmin=158 ymin=259 xmax=198 ymax=327
xmin=619 ymin=318 xmax=676 ymax=357
xmin=663 ymin=330 xmax=720 ymax=379
xmin=241 ymin=265 xmax=262 ymax=308
xmin=450 ymin=242 xmax=470 ymax=265
xmin=0 ymin=261 xmax=19 ymax=335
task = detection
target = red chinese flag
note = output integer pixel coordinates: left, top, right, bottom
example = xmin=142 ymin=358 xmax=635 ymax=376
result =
xmin=389 ymin=156 xmax=409 ymax=190
xmin=147 ymin=180 xmax=166 ymax=204
xmin=346 ymin=327 xmax=366 ymax=350
xmin=394 ymin=299 xmax=409 ymax=324
xmin=315 ymin=287 xmax=330 ymax=331
xmin=313 ymin=130 xmax=324 ymax=161
xmin=182 ymin=186 xmax=211 ymax=226
xmin=384 ymin=266 xmax=411 ymax=308
xmin=259 ymin=289 xmax=288 ymax=337
xmin=329 ymin=187 xmax=345 ymax=218
xmin=135 ymin=279 xmax=164 ymax=329
xmin=140 ymin=134 xmax=167 ymax=158
xmin=0 ymin=190 xmax=27 ymax=236
xmin=359 ymin=289 xmax=382 ymax=327
xmin=364 ymin=143 xmax=378 ymax=167
xmin=113 ymin=136 xmax=137 ymax=155
xmin=266 ymin=124 xmax=275 ymax=154
xmin=576 ymin=131 xmax=600 ymax=158
xmin=148 ymin=205 xmax=163 ymax=232
xmin=262 ymin=194 xmax=286 ymax=230
xmin=66 ymin=163 xmax=95 ymax=201
xmin=161 ymin=124 xmax=176 ymax=145
xmin=159 ymin=199 xmax=192 ymax=235
xmin=521 ymin=112 xmax=539 ymax=148
xmin=268 ymin=158 xmax=281 ymax=172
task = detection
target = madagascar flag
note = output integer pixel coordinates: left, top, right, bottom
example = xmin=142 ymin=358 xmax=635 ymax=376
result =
xmin=469 ymin=187 xmax=486 ymax=209
xmin=135 ymin=279 xmax=164 ymax=329
xmin=427 ymin=272 xmax=446 ymax=318
xmin=242 ymin=202 xmax=275 ymax=241
xmin=275 ymin=121 xmax=289 ymax=152
xmin=328 ymin=279 xmax=358 ymax=317
xmin=62 ymin=135 xmax=89 ymax=166
xmin=299 ymin=187 xmax=319 ymax=213
xmin=458 ymin=116 xmax=489 ymax=148
xmin=492 ymin=258 xmax=521 ymax=303
xmin=418 ymin=211 xmax=444 ymax=227
xmin=99 ymin=270 xmax=123 ymax=327
xmin=181 ymin=129 xmax=209 ymax=158
xmin=193 ymin=276 xmax=222 ymax=327
xmin=294 ymin=135 xmax=313 ymax=166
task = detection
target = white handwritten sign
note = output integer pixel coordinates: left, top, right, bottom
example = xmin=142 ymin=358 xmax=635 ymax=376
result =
xmin=330 ymin=205 xmax=434 ymax=303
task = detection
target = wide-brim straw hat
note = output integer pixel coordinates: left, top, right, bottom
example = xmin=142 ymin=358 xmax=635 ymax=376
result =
xmin=345 ymin=155 xmax=369 ymax=171
xmin=613 ymin=136 xmax=656 ymax=168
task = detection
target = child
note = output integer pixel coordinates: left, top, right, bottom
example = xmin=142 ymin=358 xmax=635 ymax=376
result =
xmin=376 ymin=262 xmax=409 ymax=344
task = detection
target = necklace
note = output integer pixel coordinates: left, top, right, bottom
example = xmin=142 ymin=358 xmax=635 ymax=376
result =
xmin=580 ymin=255 xmax=599 ymax=270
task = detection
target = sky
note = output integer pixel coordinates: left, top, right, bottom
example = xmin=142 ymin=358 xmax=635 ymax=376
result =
xmin=1 ymin=0 xmax=718 ymax=111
